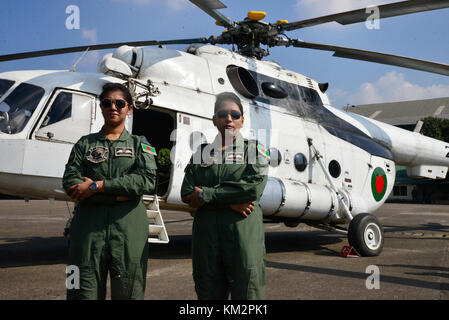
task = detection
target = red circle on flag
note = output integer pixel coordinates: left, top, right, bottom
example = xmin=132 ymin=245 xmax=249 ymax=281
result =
xmin=375 ymin=175 xmax=385 ymax=194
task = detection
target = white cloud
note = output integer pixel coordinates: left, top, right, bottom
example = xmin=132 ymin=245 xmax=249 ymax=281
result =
xmin=330 ymin=71 xmax=449 ymax=106
xmin=81 ymin=28 xmax=97 ymax=44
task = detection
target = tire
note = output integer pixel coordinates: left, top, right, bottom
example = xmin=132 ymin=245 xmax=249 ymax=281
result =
xmin=348 ymin=213 xmax=384 ymax=257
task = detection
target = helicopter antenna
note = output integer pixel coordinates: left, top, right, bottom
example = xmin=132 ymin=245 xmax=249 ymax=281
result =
xmin=69 ymin=47 xmax=91 ymax=72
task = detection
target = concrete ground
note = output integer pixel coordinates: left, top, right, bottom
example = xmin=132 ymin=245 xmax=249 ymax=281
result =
xmin=0 ymin=200 xmax=448 ymax=300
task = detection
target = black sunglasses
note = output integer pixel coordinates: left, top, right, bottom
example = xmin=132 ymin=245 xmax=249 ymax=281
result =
xmin=100 ymin=98 xmax=128 ymax=109
xmin=215 ymin=109 xmax=242 ymax=120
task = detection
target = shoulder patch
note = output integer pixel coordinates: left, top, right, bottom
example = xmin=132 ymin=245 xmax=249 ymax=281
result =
xmin=141 ymin=142 xmax=157 ymax=156
xmin=257 ymin=144 xmax=270 ymax=159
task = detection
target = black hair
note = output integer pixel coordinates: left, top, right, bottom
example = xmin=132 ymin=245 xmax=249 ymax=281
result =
xmin=99 ymin=83 xmax=133 ymax=107
xmin=214 ymin=92 xmax=243 ymax=115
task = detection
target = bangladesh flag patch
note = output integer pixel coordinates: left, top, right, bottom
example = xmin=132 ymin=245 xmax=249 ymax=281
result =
xmin=257 ymin=144 xmax=270 ymax=159
xmin=371 ymin=167 xmax=387 ymax=202
xmin=141 ymin=143 xmax=157 ymax=156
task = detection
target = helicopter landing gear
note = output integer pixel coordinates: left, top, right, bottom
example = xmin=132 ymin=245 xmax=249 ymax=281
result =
xmin=348 ymin=213 xmax=384 ymax=257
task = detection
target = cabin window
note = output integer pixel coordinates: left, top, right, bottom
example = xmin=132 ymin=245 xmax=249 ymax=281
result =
xmin=0 ymin=82 xmax=45 ymax=135
xmin=328 ymin=160 xmax=341 ymax=178
xmin=300 ymin=87 xmax=322 ymax=106
xmin=40 ymin=92 xmax=72 ymax=127
xmin=0 ymin=79 xmax=15 ymax=99
xmin=294 ymin=153 xmax=308 ymax=171
xmin=268 ymin=147 xmax=282 ymax=167
xmin=261 ymin=82 xmax=288 ymax=99
xmin=35 ymin=90 xmax=94 ymax=143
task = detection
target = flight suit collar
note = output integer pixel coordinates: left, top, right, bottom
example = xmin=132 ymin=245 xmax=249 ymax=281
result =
xmin=97 ymin=127 xmax=131 ymax=142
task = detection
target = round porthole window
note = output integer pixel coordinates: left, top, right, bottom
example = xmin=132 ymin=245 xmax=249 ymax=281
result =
xmin=268 ymin=148 xmax=282 ymax=167
xmin=328 ymin=160 xmax=341 ymax=178
xmin=294 ymin=153 xmax=308 ymax=172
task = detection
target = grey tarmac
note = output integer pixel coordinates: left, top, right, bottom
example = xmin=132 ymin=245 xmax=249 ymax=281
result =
xmin=0 ymin=200 xmax=448 ymax=300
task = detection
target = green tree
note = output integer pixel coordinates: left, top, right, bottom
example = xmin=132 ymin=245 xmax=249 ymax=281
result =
xmin=421 ymin=117 xmax=449 ymax=143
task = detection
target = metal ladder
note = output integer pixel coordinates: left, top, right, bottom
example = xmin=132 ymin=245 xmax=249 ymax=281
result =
xmin=143 ymin=195 xmax=169 ymax=244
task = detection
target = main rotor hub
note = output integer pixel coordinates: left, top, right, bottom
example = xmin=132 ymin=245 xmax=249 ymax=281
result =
xmin=213 ymin=13 xmax=287 ymax=59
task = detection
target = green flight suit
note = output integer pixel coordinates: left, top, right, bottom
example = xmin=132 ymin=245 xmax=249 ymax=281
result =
xmin=62 ymin=128 xmax=157 ymax=300
xmin=181 ymin=134 xmax=269 ymax=300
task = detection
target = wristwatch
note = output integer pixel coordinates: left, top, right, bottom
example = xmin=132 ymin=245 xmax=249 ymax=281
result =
xmin=88 ymin=181 xmax=99 ymax=192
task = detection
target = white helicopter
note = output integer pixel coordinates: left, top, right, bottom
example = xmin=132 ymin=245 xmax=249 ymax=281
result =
xmin=1 ymin=0 xmax=449 ymax=256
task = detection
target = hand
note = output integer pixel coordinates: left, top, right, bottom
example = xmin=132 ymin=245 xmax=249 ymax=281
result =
xmin=67 ymin=177 xmax=94 ymax=202
xmin=229 ymin=201 xmax=255 ymax=217
xmin=183 ymin=186 xmax=204 ymax=209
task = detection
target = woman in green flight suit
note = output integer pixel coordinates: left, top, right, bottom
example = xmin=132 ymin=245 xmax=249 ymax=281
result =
xmin=181 ymin=92 xmax=269 ymax=300
xmin=63 ymin=83 xmax=157 ymax=300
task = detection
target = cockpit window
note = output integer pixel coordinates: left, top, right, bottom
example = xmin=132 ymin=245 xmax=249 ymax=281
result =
xmin=40 ymin=92 xmax=72 ymax=128
xmin=0 ymin=79 xmax=14 ymax=99
xmin=0 ymin=82 xmax=45 ymax=134
xmin=35 ymin=90 xmax=93 ymax=144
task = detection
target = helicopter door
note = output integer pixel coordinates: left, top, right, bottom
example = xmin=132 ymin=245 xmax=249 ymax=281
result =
xmin=165 ymin=112 xmax=213 ymax=205
xmin=132 ymin=107 xmax=175 ymax=197
xmin=34 ymin=89 xmax=94 ymax=143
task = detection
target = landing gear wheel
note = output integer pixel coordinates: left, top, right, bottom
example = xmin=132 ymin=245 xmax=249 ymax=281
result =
xmin=348 ymin=213 xmax=384 ymax=257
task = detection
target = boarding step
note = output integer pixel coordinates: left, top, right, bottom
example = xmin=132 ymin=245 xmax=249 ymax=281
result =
xmin=143 ymin=195 xmax=169 ymax=244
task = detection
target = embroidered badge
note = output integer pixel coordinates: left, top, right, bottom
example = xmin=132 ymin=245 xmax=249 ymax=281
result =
xmin=86 ymin=146 xmax=109 ymax=163
xmin=225 ymin=152 xmax=244 ymax=163
xmin=141 ymin=143 xmax=157 ymax=156
xmin=257 ymin=144 xmax=270 ymax=159
xmin=115 ymin=147 xmax=134 ymax=157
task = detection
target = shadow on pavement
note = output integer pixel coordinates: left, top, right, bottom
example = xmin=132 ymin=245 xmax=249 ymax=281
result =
xmin=1 ymin=230 xmax=344 ymax=266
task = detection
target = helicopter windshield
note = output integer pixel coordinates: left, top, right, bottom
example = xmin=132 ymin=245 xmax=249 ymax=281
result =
xmin=0 ymin=82 xmax=45 ymax=134
xmin=0 ymin=79 xmax=14 ymax=99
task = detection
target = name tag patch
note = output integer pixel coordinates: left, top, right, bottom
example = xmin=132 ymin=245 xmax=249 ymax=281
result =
xmin=225 ymin=152 xmax=244 ymax=163
xmin=115 ymin=147 xmax=134 ymax=157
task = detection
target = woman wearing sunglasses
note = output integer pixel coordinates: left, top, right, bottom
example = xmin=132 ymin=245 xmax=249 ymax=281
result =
xmin=181 ymin=92 xmax=269 ymax=300
xmin=62 ymin=82 xmax=157 ymax=299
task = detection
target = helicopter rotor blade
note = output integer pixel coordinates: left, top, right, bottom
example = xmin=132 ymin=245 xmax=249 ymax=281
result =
xmin=0 ymin=38 xmax=211 ymax=62
xmin=189 ymin=0 xmax=234 ymax=28
xmin=280 ymin=0 xmax=449 ymax=31
xmin=289 ymin=39 xmax=449 ymax=76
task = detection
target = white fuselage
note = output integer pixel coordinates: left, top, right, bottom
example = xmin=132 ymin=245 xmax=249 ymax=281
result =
xmin=1 ymin=45 xmax=448 ymax=223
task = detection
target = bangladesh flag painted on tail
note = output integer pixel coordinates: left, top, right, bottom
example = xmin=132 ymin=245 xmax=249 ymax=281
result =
xmin=141 ymin=143 xmax=157 ymax=156
xmin=371 ymin=167 xmax=387 ymax=202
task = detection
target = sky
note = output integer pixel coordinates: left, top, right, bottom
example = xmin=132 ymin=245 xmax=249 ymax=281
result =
xmin=0 ymin=0 xmax=448 ymax=109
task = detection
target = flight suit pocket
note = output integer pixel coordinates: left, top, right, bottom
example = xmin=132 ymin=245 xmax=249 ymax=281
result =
xmin=66 ymin=264 xmax=98 ymax=300
xmin=246 ymin=261 xmax=266 ymax=300
xmin=110 ymin=261 xmax=145 ymax=300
